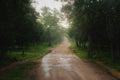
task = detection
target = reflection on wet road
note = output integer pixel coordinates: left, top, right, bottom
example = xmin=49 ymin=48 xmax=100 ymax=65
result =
xmin=38 ymin=41 xmax=116 ymax=80
xmin=42 ymin=53 xmax=82 ymax=80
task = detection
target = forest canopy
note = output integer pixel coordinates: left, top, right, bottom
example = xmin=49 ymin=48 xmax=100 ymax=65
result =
xmin=0 ymin=0 xmax=64 ymax=60
xmin=62 ymin=0 xmax=120 ymax=62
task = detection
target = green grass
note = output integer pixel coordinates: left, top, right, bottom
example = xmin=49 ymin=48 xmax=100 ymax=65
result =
xmin=70 ymin=41 xmax=88 ymax=60
xmin=0 ymin=62 xmax=35 ymax=80
xmin=5 ymin=43 xmax=53 ymax=62
xmin=95 ymin=52 xmax=120 ymax=71
xmin=0 ymin=43 xmax=51 ymax=66
xmin=70 ymin=41 xmax=120 ymax=71
xmin=0 ymin=43 xmax=57 ymax=80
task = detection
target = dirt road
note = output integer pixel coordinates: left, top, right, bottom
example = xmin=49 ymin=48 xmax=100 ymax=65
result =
xmin=36 ymin=41 xmax=116 ymax=80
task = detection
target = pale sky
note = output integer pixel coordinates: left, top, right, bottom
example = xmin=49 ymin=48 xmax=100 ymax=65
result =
xmin=32 ymin=0 xmax=69 ymax=28
xmin=32 ymin=0 xmax=62 ymax=12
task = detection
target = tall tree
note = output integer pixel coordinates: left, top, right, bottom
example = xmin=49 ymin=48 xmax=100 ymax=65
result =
xmin=0 ymin=0 xmax=43 ymax=58
xmin=40 ymin=7 xmax=64 ymax=46
xmin=62 ymin=0 xmax=120 ymax=62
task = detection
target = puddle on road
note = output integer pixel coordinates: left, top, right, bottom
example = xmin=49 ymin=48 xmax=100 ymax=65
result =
xmin=41 ymin=53 xmax=74 ymax=78
xmin=41 ymin=54 xmax=52 ymax=78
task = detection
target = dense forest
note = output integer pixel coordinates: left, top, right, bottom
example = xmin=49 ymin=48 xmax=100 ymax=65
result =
xmin=62 ymin=0 xmax=120 ymax=63
xmin=0 ymin=0 xmax=64 ymax=62
xmin=0 ymin=0 xmax=120 ymax=66
xmin=0 ymin=0 xmax=120 ymax=80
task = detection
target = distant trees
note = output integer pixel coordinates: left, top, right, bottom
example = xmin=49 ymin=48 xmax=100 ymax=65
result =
xmin=62 ymin=0 xmax=120 ymax=62
xmin=0 ymin=0 xmax=64 ymax=59
xmin=0 ymin=0 xmax=64 ymax=60
xmin=40 ymin=7 xmax=64 ymax=46
xmin=0 ymin=0 xmax=42 ymax=58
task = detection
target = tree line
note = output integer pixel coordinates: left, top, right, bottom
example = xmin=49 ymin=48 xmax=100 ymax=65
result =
xmin=62 ymin=0 xmax=120 ymax=62
xmin=0 ymin=0 xmax=64 ymax=60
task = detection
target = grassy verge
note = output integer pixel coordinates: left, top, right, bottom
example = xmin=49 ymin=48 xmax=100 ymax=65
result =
xmin=0 ymin=62 xmax=34 ymax=80
xmin=8 ymin=43 xmax=53 ymax=61
xmin=0 ymin=43 xmax=56 ymax=65
xmin=70 ymin=41 xmax=120 ymax=69
xmin=94 ymin=51 xmax=120 ymax=71
xmin=70 ymin=41 xmax=88 ymax=60
xmin=70 ymin=41 xmax=120 ymax=79
xmin=0 ymin=43 xmax=57 ymax=80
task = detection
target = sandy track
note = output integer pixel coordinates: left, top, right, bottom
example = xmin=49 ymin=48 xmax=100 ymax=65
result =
xmin=36 ymin=41 xmax=116 ymax=80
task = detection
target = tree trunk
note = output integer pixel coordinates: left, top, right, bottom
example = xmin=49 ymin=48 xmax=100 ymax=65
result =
xmin=0 ymin=48 xmax=6 ymax=60
xmin=21 ymin=46 xmax=25 ymax=56
xmin=88 ymin=35 xmax=93 ymax=58
xmin=110 ymin=44 xmax=114 ymax=62
xmin=76 ymin=40 xmax=79 ymax=47
xmin=48 ymin=39 xmax=51 ymax=46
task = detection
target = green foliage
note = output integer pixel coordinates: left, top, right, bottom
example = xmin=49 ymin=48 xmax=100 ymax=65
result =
xmin=62 ymin=0 xmax=120 ymax=61
xmin=0 ymin=0 xmax=64 ymax=62
xmin=0 ymin=43 xmax=56 ymax=80
xmin=62 ymin=0 xmax=120 ymax=62
xmin=94 ymin=51 xmax=120 ymax=71
xmin=0 ymin=0 xmax=44 ymax=59
xmin=0 ymin=41 xmax=59 ymax=80
xmin=0 ymin=62 xmax=34 ymax=80
xmin=0 ymin=43 xmax=52 ymax=67
xmin=40 ymin=7 xmax=65 ymax=45
xmin=70 ymin=41 xmax=88 ymax=60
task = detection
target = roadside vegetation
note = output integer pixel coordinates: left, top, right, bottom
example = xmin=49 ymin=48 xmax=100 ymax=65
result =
xmin=1 ymin=0 xmax=120 ymax=79
xmin=0 ymin=43 xmax=57 ymax=80
xmin=61 ymin=0 xmax=120 ymax=79
xmin=0 ymin=43 xmax=53 ymax=66
xmin=71 ymin=40 xmax=120 ymax=71
xmin=0 ymin=0 xmax=65 ymax=80
xmin=70 ymin=40 xmax=88 ymax=60
xmin=0 ymin=0 xmax=65 ymax=65
xmin=0 ymin=62 xmax=34 ymax=80
xmin=62 ymin=0 xmax=120 ymax=71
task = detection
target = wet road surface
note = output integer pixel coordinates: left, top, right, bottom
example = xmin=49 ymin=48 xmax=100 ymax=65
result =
xmin=36 ymin=41 xmax=116 ymax=80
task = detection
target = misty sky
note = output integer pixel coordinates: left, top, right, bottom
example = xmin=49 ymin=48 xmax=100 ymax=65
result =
xmin=32 ymin=0 xmax=68 ymax=28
